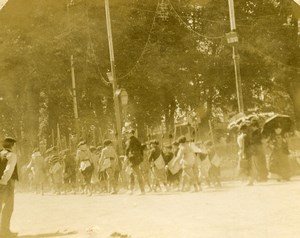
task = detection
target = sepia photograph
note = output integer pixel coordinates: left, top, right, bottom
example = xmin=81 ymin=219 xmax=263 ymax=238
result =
xmin=0 ymin=0 xmax=300 ymax=237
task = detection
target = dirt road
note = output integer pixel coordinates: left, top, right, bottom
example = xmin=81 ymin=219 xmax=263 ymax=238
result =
xmin=12 ymin=178 xmax=300 ymax=238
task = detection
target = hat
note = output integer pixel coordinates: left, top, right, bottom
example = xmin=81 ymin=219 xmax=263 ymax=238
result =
xmin=239 ymin=123 xmax=248 ymax=131
xmin=77 ymin=141 xmax=86 ymax=148
xmin=141 ymin=143 xmax=147 ymax=150
xmin=204 ymin=140 xmax=213 ymax=147
xmin=172 ymin=141 xmax=179 ymax=146
xmin=89 ymin=146 xmax=97 ymax=151
xmin=164 ymin=145 xmax=172 ymax=149
xmin=126 ymin=129 xmax=135 ymax=134
xmin=4 ymin=137 xmax=17 ymax=143
xmin=178 ymin=136 xmax=187 ymax=144
xmin=149 ymin=140 xmax=159 ymax=145
xmin=103 ymin=139 xmax=112 ymax=146
xmin=250 ymin=118 xmax=259 ymax=127
xmin=96 ymin=146 xmax=103 ymax=151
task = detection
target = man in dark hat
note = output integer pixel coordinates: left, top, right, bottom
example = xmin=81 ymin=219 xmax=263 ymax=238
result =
xmin=0 ymin=137 xmax=18 ymax=238
xmin=125 ymin=130 xmax=145 ymax=194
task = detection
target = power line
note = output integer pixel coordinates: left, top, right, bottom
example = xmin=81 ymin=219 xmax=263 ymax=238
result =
xmin=118 ymin=1 xmax=160 ymax=80
xmin=167 ymin=0 xmax=225 ymax=39
xmin=85 ymin=0 xmax=111 ymax=86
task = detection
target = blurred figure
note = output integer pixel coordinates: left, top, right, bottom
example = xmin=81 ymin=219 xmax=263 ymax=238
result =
xmin=268 ymin=125 xmax=291 ymax=181
xmin=48 ymin=147 xmax=64 ymax=195
xmin=248 ymin=120 xmax=268 ymax=185
xmin=96 ymin=146 xmax=108 ymax=193
xmin=168 ymin=141 xmax=182 ymax=189
xmin=148 ymin=140 xmax=168 ymax=192
xmin=62 ymin=149 xmax=76 ymax=194
xmin=99 ymin=140 xmax=118 ymax=194
xmin=76 ymin=141 xmax=94 ymax=196
xmin=205 ymin=141 xmax=221 ymax=188
xmin=163 ymin=145 xmax=174 ymax=187
xmin=90 ymin=146 xmax=100 ymax=192
xmin=140 ymin=143 xmax=152 ymax=192
xmin=176 ymin=136 xmax=200 ymax=192
xmin=125 ymin=130 xmax=145 ymax=195
xmin=27 ymin=148 xmax=46 ymax=195
xmin=0 ymin=137 xmax=18 ymax=238
xmin=237 ymin=123 xmax=251 ymax=180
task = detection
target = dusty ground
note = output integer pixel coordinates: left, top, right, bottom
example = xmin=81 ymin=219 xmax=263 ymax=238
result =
xmin=11 ymin=178 xmax=300 ymax=238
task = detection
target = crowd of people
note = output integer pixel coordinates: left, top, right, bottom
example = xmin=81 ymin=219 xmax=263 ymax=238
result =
xmin=22 ymin=130 xmax=224 ymax=196
xmin=0 ymin=123 xmax=298 ymax=237
xmin=20 ymin=120 xmax=297 ymax=197
xmin=237 ymin=118 xmax=292 ymax=185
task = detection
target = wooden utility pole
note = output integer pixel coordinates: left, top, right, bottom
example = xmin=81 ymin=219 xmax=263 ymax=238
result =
xmin=71 ymin=55 xmax=80 ymax=141
xmin=227 ymin=0 xmax=244 ymax=113
xmin=104 ymin=0 xmax=123 ymax=154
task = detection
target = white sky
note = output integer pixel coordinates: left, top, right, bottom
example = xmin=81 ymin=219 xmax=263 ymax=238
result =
xmin=0 ymin=0 xmax=8 ymax=10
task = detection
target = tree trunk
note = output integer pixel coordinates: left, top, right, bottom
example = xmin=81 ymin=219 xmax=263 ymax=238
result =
xmin=165 ymin=98 xmax=176 ymax=137
xmin=290 ymin=81 xmax=300 ymax=130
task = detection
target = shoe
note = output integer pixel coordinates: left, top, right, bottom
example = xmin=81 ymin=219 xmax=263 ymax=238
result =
xmin=139 ymin=191 xmax=146 ymax=195
xmin=0 ymin=230 xmax=18 ymax=238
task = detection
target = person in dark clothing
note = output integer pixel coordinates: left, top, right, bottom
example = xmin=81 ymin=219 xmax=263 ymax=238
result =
xmin=0 ymin=137 xmax=18 ymax=238
xmin=48 ymin=147 xmax=64 ymax=195
xmin=163 ymin=145 xmax=173 ymax=165
xmin=268 ymin=125 xmax=291 ymax=181
xmin=163 ymin=145 xmax=174 ymax=185
xmin=63 ymin=150 xmax=76 ymax=194
xmin=248 ymin=120 xmax=268 ymax=185
xmin=205 ymin=141 xmax=221 ymax=187
xmin=76 ymin=142 xmax=94 ymax=196
xmin=125 ymin=130 xmax=145 ymax=194
xmin=148 ymin=140 xmax=168 ymax=192
xmin=172 ymin=141 xmax=180 ymax=157
xmin=169 ymin=141 xmax=182 ymax=188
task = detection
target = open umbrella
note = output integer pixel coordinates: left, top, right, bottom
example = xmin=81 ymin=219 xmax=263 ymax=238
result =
xmin=227 ymin=112 xmax=248 ymax=130
xmin=228 ymin=112 xmax=274 ymax=131
xmin=262 ymin=114 xmax=293 ymax=135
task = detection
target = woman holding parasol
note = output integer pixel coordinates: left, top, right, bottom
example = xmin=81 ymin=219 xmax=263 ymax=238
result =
xmin=262 ymin=114 xmax=293 ymax=181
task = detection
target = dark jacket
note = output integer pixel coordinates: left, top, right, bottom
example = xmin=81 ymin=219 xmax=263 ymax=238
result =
xmin=125 ymin=136 xmax=143 ymax=166
xmin=148 ymin=146 xmax=161 ymax=163
xmin=0 ymin=149 xmax=18 ymax=181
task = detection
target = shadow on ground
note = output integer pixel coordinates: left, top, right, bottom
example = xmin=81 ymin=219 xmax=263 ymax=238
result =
xmin=18 ymin=231 xmax=77 ymax=238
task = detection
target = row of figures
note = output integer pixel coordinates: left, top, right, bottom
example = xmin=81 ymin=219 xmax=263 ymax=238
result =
xmin=24 ymin=130 xmax=222 ymax=196
xmin=23 ymin=123 xmax=299 ymax=196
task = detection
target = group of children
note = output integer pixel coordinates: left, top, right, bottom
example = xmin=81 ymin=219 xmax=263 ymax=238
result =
xmin=24 ymin=136 xmax=222 ymax=195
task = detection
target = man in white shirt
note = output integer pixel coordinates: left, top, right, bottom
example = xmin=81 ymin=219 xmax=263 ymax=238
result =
xmin=0 ymin=137 xmax=18 ymax=238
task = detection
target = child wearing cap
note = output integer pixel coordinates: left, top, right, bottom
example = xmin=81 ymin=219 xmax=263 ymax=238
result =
xmin=148 ymin=140 xmax=168 ymax=192
xmin=175 ymin=136 xmax=201 ymax=192
xmin=76 ymin=142 xmax=94 ymax=196
xmin=99 ymin=140 xmax=118 ymax=194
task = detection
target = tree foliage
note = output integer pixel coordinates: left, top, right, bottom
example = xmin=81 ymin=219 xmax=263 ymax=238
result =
xmin=0 ymin=0 xmax=299 ymax=158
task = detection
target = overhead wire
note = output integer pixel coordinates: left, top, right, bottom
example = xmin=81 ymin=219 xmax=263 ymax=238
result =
xmin=118 ymin=0 xmax=160 ymax=80
xmin=85 ymin=0 xmax=111 ymax=86
xmin=167 ymin=0 xmax=225 ymax=39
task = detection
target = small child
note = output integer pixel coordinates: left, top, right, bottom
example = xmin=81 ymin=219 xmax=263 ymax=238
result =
xmin=206 ymin=141 xmax=222 ymax=187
